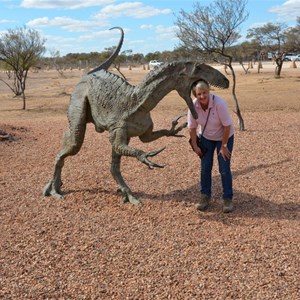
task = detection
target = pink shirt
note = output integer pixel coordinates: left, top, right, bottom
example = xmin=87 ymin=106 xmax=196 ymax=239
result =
xmin=187 ymin=94 xmax=234 ymax=141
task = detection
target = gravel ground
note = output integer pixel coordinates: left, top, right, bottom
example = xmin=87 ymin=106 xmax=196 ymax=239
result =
xmin=0 ymin=65 xmax=299 ymax=299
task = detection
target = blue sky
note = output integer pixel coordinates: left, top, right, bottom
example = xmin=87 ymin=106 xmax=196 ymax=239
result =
xmin=0 ymin=0 xmax=299 ymax=56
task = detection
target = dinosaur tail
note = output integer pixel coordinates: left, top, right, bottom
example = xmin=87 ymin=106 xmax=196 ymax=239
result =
xmin=87 ymin=27 xmax=124 ymax=75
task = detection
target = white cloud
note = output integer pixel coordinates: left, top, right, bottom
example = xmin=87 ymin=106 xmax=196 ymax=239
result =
xmin=141 ymin=24 xmax=177 ymax=41
xmin=45 ymin=28 xmax=123 ymax=45
xmin=20 ymin=0 xmax=115 ymax=9
xmin=44 ymin=29 xmax=124 ymax=55
xmin=26 ymin=17 xmax=108 ymax=32
xmin=94 ymin=2 xmax=171 ymax=20
xmin=154 ymin=25 xmax=176 ymax=34
xmin=269 ymin=0 xmax=300 ymax=21
xmin=140 ymin=24 xmax=154 ymax=30
xmin=248 ymin=22 xmax=270 ymax=29
xmin=0 ymin=19 xmax=16 ymax=23
xmin=76 ymin=29 xmax=124 ymax=42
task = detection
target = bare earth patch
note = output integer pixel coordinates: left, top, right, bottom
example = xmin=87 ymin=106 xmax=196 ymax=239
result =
xmin=0 ymin=62 xmax=299 ymax=299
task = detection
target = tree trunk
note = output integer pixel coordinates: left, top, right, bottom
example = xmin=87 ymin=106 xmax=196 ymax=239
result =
xmin=228 ymin=64 xmax=245 ymax=131
xmin=257 ymin=60 xmax=263 ymax=74
xmin=22 ymin=92 xmax=26 ymax=110
xmin=239 ymin=61 xmax=249 ymax=74
xmin=275 ymin=58 xmax=283 ymax=77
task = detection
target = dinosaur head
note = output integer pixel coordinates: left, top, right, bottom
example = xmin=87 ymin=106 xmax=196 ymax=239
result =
xmin=175 ymin=62 xmax=229 ymax=119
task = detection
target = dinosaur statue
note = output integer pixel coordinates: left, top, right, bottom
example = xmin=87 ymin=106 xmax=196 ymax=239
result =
xmin=43 ymin=27 xmax=229 ymax=206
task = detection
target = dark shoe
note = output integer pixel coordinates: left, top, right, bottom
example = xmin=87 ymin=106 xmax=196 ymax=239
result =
xmin=195 ymin=194 xmax=210 ymax=211
xmin=223 ymin=198 xmax=234 ymax=213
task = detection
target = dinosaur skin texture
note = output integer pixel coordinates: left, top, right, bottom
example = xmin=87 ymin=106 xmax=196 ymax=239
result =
xmin=43 ymin=27 xmax=229 ymax=206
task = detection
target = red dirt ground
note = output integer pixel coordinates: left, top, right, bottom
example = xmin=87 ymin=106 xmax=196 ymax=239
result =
xmin=0 ymin=62 xmax=299 ymax=299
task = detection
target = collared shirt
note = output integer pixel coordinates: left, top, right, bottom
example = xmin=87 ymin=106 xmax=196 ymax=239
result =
xmin=187 ymin=94 xmax=234 ymax=141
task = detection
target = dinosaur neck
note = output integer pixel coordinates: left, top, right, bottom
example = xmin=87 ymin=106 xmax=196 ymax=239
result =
xmin=136 ymin=65 xmax=178 ymax=112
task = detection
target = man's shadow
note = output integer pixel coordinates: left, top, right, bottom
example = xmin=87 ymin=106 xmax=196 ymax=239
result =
xmin=136 ymin=158 xmax=299 ymax=222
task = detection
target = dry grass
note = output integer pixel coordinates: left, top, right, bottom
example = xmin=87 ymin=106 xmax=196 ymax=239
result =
xmin=0 ymin=62 xmax=300 ymax=299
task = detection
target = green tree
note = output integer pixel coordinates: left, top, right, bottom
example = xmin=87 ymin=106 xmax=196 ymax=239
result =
xmin=0 ymin=27 xmax=46 ymax=109
xmin=49 ymin=49 xmax=66 ymax=76
xmin=175 ymin=0 xmax=249 ymax=131
xmin=285 ymin=17 xmax=300 ymax=52
xmin=247 ymin=22 xmax=287 ymax=77
xmin=145 ymin=51 xmax=162 ymax=62
xmin=227 ymin=41 xmax=260 ymax=73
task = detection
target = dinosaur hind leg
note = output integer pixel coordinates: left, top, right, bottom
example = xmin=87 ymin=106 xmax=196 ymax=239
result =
xmin=43 ymin=108 xmax=88 ymax=199
xmin=110 ymin=149 xmax=143 ymax=206
xmin=43 ymin=128 xmax=86 ymax=198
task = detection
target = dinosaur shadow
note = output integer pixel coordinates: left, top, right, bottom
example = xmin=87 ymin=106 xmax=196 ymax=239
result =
xmin=65 ymin=158 xmax=299 ymax=222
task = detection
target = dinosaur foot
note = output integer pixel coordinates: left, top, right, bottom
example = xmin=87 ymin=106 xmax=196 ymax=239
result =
xmin=43 ymin=180 xmax=64 ymax=199
xmin=118 ymin=189 xmax=143 ymax=206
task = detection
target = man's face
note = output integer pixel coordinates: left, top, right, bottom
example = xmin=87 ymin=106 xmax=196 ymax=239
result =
xmin=195 ymin=87 xmax=209 ymax=106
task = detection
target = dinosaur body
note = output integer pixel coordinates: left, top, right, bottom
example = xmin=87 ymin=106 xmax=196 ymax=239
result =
xmin=43 ymin=28 xmax=229 ymax=206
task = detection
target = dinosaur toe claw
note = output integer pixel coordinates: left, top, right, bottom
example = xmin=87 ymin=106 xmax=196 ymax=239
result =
xmin=148 ymin=162 xmax=164 ymax=169
xmin=147 ymin=147 xmax=166 ymax=157
xmin=172 ymin=113 xmax=187 ymax=125
xmin=174 ymin=134 xmax=185 ymax=137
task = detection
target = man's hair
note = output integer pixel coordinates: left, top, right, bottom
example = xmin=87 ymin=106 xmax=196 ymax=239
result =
xmin=191 ymin=80 xmax=210 ymax=96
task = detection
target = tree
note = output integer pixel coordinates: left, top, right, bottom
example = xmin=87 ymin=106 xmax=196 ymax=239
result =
xmin=285 ymin=17 xmax=300 ymax=52
xmin=175 ymin=0 xmax=249 ymax=131
xmin=246 ymin=22 xmax=287 ymax=77
xmin=49 ymin=49 xmax=65 ymax=77
xmin=0 ymin=27 xmax=46 ymax=109
xmin=229 ymin=41 xmax=259 ymax=74
xmin=145 ymin=51 xmax=162 ymax=62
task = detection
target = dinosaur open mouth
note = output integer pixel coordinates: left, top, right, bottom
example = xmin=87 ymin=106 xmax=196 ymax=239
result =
xmin=209 ymin=80 xmax=230 ymax=89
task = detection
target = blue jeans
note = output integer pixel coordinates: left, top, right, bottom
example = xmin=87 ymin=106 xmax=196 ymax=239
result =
xmin=200 ymin=135 xmax=234 ymax=199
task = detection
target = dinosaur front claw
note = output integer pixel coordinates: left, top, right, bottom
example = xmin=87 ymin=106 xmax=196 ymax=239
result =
xmin=147 ymin=147 xmax=165 ymax=169
xmin=169 ymin=114 xmax=188 ymax=137
xmin=147 ymin=160 xmax=164 ymax=169
xmin=172 ymin=114 xmax=187 ymax=126
xmin=147 ymin=147 xmax=166 ymax=157
xmin=138 ymin=147 xmax=165 ymax=169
